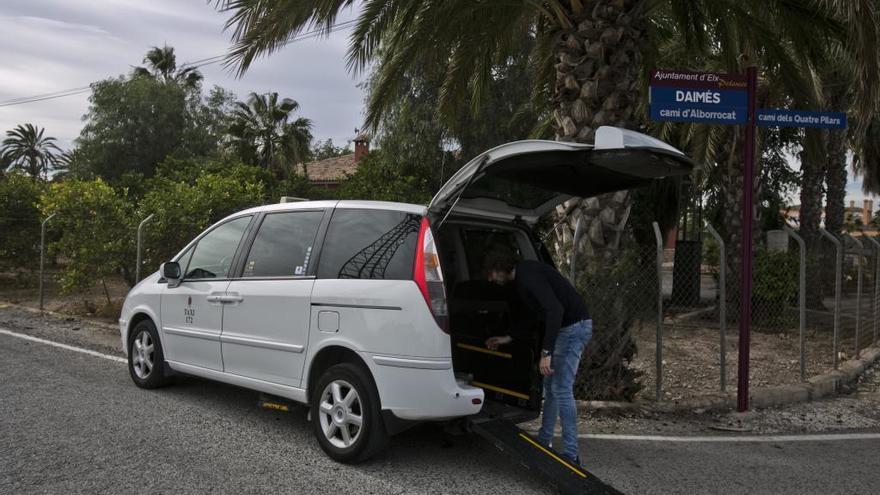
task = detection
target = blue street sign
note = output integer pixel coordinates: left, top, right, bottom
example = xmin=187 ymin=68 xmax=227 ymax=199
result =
xmin=650 ymin=104 xmax=747 ymax=124
xmin=756 ymin=109 xmax=847 ymax=129
xmin=650 ymin=87 xmax=749 ymax=108
xmin=649 ymin=70 xmax=749 ymax=125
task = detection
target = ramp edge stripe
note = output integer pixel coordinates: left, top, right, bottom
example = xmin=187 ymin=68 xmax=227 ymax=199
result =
xmin=517 ymin=432 xmax=586 ymax=478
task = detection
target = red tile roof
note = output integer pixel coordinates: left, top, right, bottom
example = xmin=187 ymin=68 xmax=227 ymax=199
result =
xmin=301 ymin=153 xmax=357 ymax=183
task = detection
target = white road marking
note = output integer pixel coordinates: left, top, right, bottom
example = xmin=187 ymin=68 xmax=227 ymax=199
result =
xmin=581 ymin=432 xmax=880 ymax=442
xmin=0 ymin=327 xmax=126 ymax=364
xmin=3 ymin=326 xmax=879 ymax=445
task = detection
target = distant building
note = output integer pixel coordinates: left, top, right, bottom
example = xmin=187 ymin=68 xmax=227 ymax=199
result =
xmin=782 ymin=198 xmax=876 ymax=232
xmin=299 ymin=134 xmax=369 ymax=189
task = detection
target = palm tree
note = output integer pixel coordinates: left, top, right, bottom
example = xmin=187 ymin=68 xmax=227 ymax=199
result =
xmin=819 ymin=0 xmax=880 ymax=234
xmin=214 ymin=0 xmax=848 ymax=400
xmin=787 ymin=2 xmax=880 ymax=307
xmin=1 ymin=123 xmax=61 ymax=180
xmin=228 ymin=92 xmax=313 ymax=177
xmin=132 ymin=44 xmax=203 ymax=89
xmin=216 ymin=0 xmax=841 ymax=242
xmin=51 ymin=148 xmax=87 ymax=181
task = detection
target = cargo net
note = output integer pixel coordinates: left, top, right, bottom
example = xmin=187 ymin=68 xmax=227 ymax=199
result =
xmin=337 ymin=216 xmax=421 ymax=279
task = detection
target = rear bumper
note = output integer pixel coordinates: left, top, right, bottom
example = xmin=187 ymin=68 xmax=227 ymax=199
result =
xmin=361 ymin=352 xmax=484 ymax=421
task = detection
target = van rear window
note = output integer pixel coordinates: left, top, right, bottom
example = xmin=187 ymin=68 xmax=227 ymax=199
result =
xmin=461 ymin=229 xmax=522 ymax=278
xmin=317 ymin=209 xmax=421 ymax=280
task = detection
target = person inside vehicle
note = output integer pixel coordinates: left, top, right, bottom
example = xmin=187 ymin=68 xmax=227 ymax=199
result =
xmin=483 ymin=248 xmax=592 ymax=464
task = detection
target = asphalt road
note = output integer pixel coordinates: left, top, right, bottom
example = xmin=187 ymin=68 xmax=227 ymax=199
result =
xmin=2 ymin=331 xmax=880 ymax=494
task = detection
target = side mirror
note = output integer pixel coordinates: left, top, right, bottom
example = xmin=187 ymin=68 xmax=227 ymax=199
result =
xmin=161 ymin=262 xmax=182 ymax=287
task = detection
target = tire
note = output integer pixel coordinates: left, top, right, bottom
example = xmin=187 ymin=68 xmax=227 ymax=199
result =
xmin=311 ymin=363 xmax=388 ymax=463
xmin=127 ymin=319 xmax=171 ymax=389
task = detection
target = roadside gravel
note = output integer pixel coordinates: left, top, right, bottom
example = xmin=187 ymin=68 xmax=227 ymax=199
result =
xmin=0 ymin=303 xmax=122 ymax=357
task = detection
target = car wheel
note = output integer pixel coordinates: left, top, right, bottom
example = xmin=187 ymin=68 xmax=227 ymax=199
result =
xmin=311 ymin=363 xmax=387 ymax=463
xmin=128 ymin=319 xmax=170 ymax=389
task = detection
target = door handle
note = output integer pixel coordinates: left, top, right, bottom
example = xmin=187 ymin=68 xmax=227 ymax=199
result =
xmin=206 ymin=294 xmax=243 ymax=303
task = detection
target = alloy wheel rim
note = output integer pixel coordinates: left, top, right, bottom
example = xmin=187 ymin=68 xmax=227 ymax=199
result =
xmin=318 ymin=379 xmax=363 ymax=449
xmin=131 ymin=330 xmax=154 ymax=379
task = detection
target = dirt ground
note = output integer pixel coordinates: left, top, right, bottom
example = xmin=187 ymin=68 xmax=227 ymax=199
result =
xmin=0 ymin=270 xmax=129 ymax=323
xmin=630 ymin=316 xmax=868 ymax=403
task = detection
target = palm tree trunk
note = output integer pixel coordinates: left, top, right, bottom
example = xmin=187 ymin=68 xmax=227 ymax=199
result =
xmin=29 ymin=155 xmax=39 ymax=181
xmin=819 ymin=84 xmax=849 ymax=308
xmin=719 ymin=128 xmax=757 ymax=318
xmin=823 ymin=82 xmax=850 ymax=235
xmin=551 ymin=0 xmax=647 ymax=400
xmin=798 ymin=129 xmax=827 ymax=309
xmin=824 ymin=130 xmax=848 ymax=235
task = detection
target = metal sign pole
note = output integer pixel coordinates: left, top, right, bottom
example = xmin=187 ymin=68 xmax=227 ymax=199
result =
xmin=865 ymin=235 xmax=880 ymax=345
xmin=39 ymin=213 xmax=57 ymax=311
xmin=705 ymin=224 xmax=727 ymax=391
xmin=136 ymin=213 xmax=155 ymax=284
xmin=736 ymin=66 xmax=758 ymax=412
xmin=784 ymin=226 xmax=807 ymax=381
xmin=846 ymin=234 xmax=864 ymax=358
xmin=653 ymin=221 xmax=664 ymax=400
xmin=569 ymin=216 xmax=582 ymax=282
xmin=821 ymin=229 xmax=843 ymax=369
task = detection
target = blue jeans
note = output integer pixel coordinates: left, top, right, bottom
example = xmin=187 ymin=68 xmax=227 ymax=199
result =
xmin=538 ymin=319 xmax=592 ymax=461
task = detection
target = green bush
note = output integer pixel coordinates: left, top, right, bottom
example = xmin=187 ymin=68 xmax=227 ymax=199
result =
xmin=336 ymin=151 xmax=432 ymax=205
xmin=38 ymin=179 xmax=134 ymax=298
xmin=752 ymin=249 xmax=798 ymax=327
xmin=270 ymin=170 xmax=316 ymax=202
xmin=0 ymin=173 xmax=46 ymax=271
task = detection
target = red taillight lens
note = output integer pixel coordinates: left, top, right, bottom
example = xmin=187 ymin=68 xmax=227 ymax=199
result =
xmin=414 ymin=217 xmax=449 ymax=333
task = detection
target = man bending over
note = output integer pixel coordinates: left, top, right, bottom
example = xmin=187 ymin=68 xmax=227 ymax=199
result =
xmin=484 ymin=248 xmax=592 ymax=464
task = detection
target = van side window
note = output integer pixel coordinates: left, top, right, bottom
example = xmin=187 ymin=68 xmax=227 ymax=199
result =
xmin=317 ymin=209 xmax=421 ymax=280
xmin=184 ymin=216 xmax=252 ymax=280
xmin=242 ymin=211 xmax=324 ymax=278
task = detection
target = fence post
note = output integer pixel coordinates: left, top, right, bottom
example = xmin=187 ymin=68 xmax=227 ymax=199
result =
xmin=569 ymin=216 xmax=582 ymax=282
xmin=39 ymin=213 xmax=57 ymax=311
xmin=135 ymin=213 xmax=155 ymax=284
xmin=705 ymin=223 xmax=727 ymax=391
xmin=864 ymin=235 xmax=880 ymax=346
xmin=784 ymin=226 xmax=807 ymax=382
xmin=845 ymin=234 xmax=864 ymax=358
xmin=820 ymin=229 xmax=842 ymax=369
xmin=652 ymin=221 xmax=663 ymax=400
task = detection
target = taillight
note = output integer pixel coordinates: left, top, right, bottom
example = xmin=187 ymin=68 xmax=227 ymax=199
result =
xmin=413 ymin=217 xmax=449 ymax=333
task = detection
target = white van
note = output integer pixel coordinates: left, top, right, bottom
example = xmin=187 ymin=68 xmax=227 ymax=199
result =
xmin=119 ymin=127 xmax=694 ymax=463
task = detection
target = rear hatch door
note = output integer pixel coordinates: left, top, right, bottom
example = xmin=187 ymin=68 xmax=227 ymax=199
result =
xmin=429 ymin=126 xmax=697 ymax=224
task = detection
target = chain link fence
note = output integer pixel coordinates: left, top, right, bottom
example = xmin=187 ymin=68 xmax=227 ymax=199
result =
xmin=563 ymin=222 xmax=880 ymax=403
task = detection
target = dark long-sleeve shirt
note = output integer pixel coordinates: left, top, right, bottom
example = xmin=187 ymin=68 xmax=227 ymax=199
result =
xmin=513 ymin=260 xmax=590 ymax=352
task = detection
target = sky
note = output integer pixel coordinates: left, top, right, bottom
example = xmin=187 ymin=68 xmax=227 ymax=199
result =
xmin=0 ymin=0 xmax=874 ymax=205
xmin=0 ymin=0 xmax=365 ymax=151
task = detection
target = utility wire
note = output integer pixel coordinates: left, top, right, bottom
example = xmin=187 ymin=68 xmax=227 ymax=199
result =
xmin=0 ymin=87 xmax=92 ymax=108
xmin=0 ymin=20 xmax=358 ymax=109
xmin=0 ymin=86 xmax=92 ymax=105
